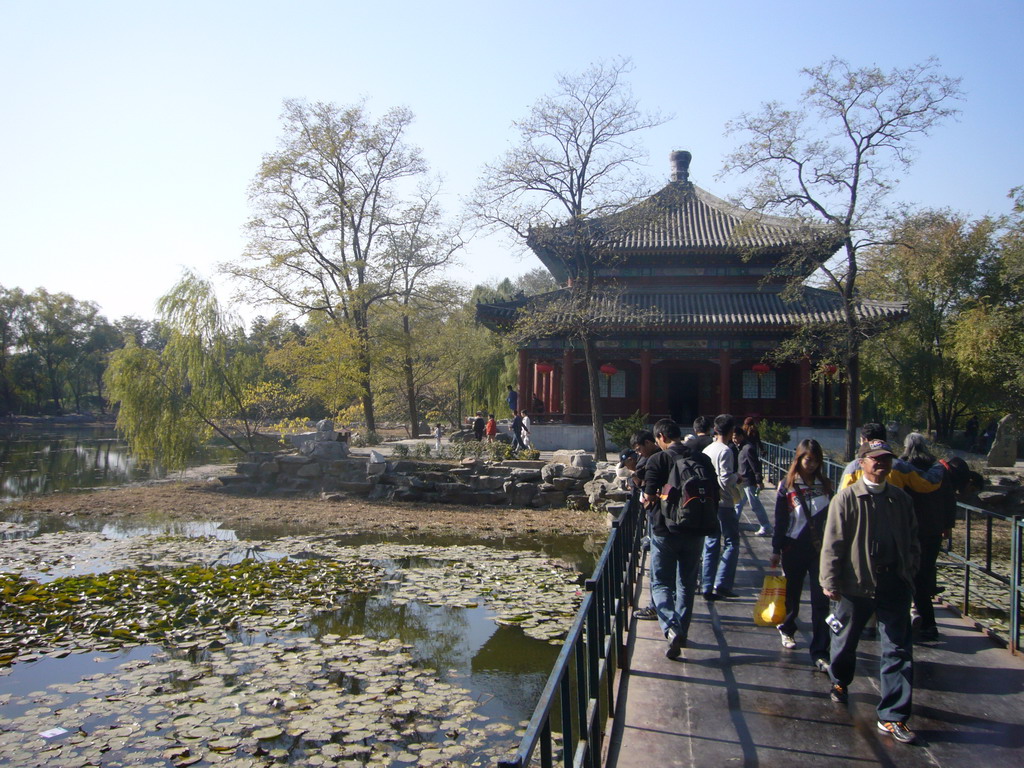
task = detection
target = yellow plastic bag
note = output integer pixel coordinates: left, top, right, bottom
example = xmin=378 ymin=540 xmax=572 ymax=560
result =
xmin=753 ymin=574 xmax=787 ymax=626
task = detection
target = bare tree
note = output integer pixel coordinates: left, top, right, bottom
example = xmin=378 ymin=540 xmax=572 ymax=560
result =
xmin=471 ymin=58 xmax=667 ymax=459
xmin=721 ymin=58 xmax=963 ymax=458
xmin=226 ymin=99 xmax=426 ymax=435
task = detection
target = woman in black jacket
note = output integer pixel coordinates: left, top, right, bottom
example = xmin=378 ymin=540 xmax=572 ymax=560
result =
xmin=900 ymin=432 xmax=957 ymax=641
xmin=769 ymin=439 xmax=833 ymax=671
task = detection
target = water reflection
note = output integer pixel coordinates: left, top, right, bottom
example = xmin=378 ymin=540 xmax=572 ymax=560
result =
xmin=0 ymin=426 xmax=236 ymax=501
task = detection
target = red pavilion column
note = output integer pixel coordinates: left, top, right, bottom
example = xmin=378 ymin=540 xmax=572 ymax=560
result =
xmin=517 ymin=349 xmax=529 ymax=414
xmin=551 ymin=365 xmax=561 ymax=417
xmin=719 ymin=349 xmax=732 ymax=414
xmin=562 ymin=350 xmax=575 ymax=421
xmin=800 ymin=358 xmax=812 ymax=427
xmin=640 ymin=350 xmax=652 ymax=417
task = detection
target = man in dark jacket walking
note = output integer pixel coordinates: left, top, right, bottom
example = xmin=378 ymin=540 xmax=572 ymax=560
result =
xmin=643 ymin=419 xmax=718 ymax=660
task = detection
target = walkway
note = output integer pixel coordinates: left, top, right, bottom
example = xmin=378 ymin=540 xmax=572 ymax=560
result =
xmin=605 ymin=494 xmax=1024 ymax=767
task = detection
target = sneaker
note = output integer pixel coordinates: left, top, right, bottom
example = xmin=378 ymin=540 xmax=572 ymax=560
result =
xmin=877 ymin=720 xmax=916 ymax=744
xmin=665 ymin=628 xmax=684 ymax=660
xmin=814 ymin=658 xmax=830 ymax=674
xmin=703 ymin=590 xmax=718 ymax=601
xmin=829 ymin=683 xmax=848 ymax=704
xmin=715 ymin=587 xmax=737 ymax=599
xmin=634 ymin=605 xmax=658 ymax=620
xmin=754 ymin=526 xmax=771 ymax=536
xmin=778 ymin=627 xmax=797 ymax=649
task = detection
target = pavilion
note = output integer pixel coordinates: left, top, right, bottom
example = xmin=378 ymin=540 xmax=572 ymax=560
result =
xmin=476 ymin=151 xmax=907 ymax=428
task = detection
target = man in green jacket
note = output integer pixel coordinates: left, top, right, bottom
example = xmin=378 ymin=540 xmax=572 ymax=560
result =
xmin=820 ymin=439 xmax=921 ymax=744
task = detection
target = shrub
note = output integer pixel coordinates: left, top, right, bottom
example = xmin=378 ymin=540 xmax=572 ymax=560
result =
xmin=391 ymin=443 xmax=410 ymax=458
xmin=759 ymin=420 xmax=791 ymax=446
xmin=606 ymin=411 xmax=649 ymax=450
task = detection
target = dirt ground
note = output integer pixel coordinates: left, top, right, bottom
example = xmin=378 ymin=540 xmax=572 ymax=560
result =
xmin=3 ymin=467 xmax=610 ymax=540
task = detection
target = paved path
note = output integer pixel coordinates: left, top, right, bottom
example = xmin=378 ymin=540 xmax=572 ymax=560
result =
xmin=605 ymin=493 xmax=1024 ymax=768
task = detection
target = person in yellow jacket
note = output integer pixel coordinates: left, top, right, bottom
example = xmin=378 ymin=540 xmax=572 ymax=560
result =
xmin=839 ymin=424 xmax=943 ymax=492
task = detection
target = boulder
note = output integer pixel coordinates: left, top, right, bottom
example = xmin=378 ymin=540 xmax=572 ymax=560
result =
xmin=987 ymin=414 xmax=1018 ymax=467
xmin=562 ymin=465 xmax=594 ymax=481
xmin=551 ymin=449 xmax=589 ymax=466
xmin=308 ymin=441 xmax=349 ymax=460
xmin=368 ymin=449 xmax=387 ymax=464
xmin=366 ymin=461 xmax=386 ymax=476
xmin=296 ymin=462 xmax=322 ymax=478
xmin=469 ymin=475 xmax=507 ymax=491
xmin=258 ymin=461 xmax=279 ymax=478
xmin=510 ymin=468 xmax=542 ymax=482
xmin=552 ymin=476 xmax=580 ymax=492
xmin=505 ymin=483 xmax=539 ymax=506
xmin=236 ymin=462 xmax=260 ymax=477
xmin=541 ymin=463 xmax=564 ymax=482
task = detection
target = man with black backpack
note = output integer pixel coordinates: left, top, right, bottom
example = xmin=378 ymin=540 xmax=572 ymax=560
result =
xmin=642 ymin=419 xmax=720 ymax=659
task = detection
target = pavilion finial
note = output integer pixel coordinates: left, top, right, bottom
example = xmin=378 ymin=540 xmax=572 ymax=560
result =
xmin=670 ymin=150 xmax=692 ymax=183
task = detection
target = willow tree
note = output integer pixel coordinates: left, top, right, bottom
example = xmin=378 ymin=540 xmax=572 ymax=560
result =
xmin=721 ymin=58 xmax=963 ymax=459
xmin=106 ymin=273 xmax=260 ymax=469
xmin=226 ymin=99 xmax=427 ymax=436
xmin=471 ymin=58 xmax=666 ymax=459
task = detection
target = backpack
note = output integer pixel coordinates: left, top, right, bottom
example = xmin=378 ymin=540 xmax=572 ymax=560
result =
xmin=659 ymin=453 xmax=719 ymax=533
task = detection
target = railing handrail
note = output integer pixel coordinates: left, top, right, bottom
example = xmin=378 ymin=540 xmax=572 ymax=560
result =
xmin=760 ymin=441 xmax=1023 ymax=654
xmin=500 ymin=492 xmax=643 ymax=768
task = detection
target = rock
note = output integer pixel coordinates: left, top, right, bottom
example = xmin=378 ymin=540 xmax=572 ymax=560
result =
xmin=336 ymin=481 xmax=375 ymax=494
xmin=562 ymin=465 xmax=594 ymax=481
xmin=321 ymin=492 xmax=344 ymax=502
xmin=309 ymin=441 xmax=349 ymax=460
xmin=366 ymin=462 xmax=386 ymax=476
xmin=987 ymin=414 xmax=1018 ymax=468
xmin=448 ymin=468 xmax=474 ymax=482
xmin=552 ymin=477 xmax=579 ymax=492
xmin=541 ymin=463 xmax=564 ymax=482
xmin=510 ymin=468 xmax=542 ymax=482
xmin=236 ymin=462 xmax=259 ymax=477
xmin=469 ymin=475 xmax=506 ymax=491
xmin=258 ymin=461 xmax=279 ymax=478
xmin=506 ymin=483 xmax=539 ymax=506
xmin=502 ymin=460 xmax=547 ymax=469
xmin=461 ymin=457 xmax=479 ymax=468
xmin=369 ymin=449 xmax=387 ymax=464
xmin=315 ymin=418 xmax=334 ymax=432
xmin=296 ymin=463 xmax=322 ymax=478
xmin=551 ymin=449 xmax=588 ymax=466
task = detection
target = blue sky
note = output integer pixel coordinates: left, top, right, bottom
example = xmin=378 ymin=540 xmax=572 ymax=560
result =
xmin=1 ymin=0 xmax=1021 ymax=322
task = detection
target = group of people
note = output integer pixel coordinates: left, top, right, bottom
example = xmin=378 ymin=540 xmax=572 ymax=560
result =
xmin=621 ymin=417 xmax=978 ymax=746
xmin=469 ymin=386 xmax=534 ymax=449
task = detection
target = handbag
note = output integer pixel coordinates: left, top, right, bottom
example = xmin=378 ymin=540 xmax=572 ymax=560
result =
xmin=753 ymin=573 xmax=787 ymax=626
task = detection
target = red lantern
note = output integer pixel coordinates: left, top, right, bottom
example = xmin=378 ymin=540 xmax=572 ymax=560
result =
xmin=599 ymin=363 xmax=618 ymax=377
xmin=823 ymin=364 xmax=838 ymax=378
xmin=752 ymin=363 xmax=771 ymax=376
xmin=535 ymin=362 xmax=554 ymax=374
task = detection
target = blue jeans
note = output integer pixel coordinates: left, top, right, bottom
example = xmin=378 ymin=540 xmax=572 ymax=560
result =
xmin=650 ymin=532 xmax=705 ymax=640
xmin=828 ymin=572 xmax=914 ymax=722
xmin=735 ymin=483 xmax=771 ymax=530
xmin=703 ymin=505 xmax=740 ymax=592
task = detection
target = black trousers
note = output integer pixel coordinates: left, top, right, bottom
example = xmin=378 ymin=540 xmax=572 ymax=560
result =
xmin=779 ymin=534 xmax=831 ymax=662
xmin=914 ymin=535 xmax=943 ymax=631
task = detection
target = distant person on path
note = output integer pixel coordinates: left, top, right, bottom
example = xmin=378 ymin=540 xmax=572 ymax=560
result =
xmin=433 ymin=423 xmax=444 ymax=453
xmin=734 ymin=423 xmax=772 ymax=536
xmin=629 ymin=429 xmax=662 ymax=621
xmin=820 ymin=439 xmax=920 ymax=744
xmin=520 ymin=411 xmax=532 ymax=448
xmin=702 ymin=414 xmax=740 ymax=600
xmin=473 ymin=412 xmax=486 ymax=441
xmin=643 ymin=419 xmax=719 ymax=659
xmin=770 ymin=439 xmax=833 ymax=670
xmin=510 ymin=411 xmax=525 ymax=452
xmin=485 ymin=414 xmax=497 ymax=442
xmin=506 ymin=385 xmax=518 ymax=415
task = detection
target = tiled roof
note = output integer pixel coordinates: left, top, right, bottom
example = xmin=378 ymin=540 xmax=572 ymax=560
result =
xmin=610 ymin=183 xmax=836 ymax=252
xmin=476 ymin=286 xmax=907 ymax=331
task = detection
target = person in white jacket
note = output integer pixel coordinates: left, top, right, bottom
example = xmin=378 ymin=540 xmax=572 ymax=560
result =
xmin=701 ymin=414 xmax=740 ymax=599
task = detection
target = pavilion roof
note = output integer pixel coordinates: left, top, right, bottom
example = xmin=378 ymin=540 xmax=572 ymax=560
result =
xmin=475 ymin=285 xmax=907 ymax=333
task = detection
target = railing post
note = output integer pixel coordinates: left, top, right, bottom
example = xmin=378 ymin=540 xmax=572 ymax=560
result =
xmin=1011 ymin=516 xmax=1022 ymax=655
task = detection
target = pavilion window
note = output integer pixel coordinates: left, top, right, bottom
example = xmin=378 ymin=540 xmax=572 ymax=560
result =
xmin=741 ymin=370 xmax=776 ymax=400
xmin=600 ymin=370 xmax=626 ymax=398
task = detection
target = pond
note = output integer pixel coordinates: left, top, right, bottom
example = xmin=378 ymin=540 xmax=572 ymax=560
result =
xmin=0 ymin=424 xmax=240 ymax=501
xmin=0 ymin=505 xmax=598 ymax=765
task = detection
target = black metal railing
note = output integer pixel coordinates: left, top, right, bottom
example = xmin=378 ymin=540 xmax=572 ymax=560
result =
xmin=499 ymin=492 xmax=644 ymax=768
xmin=760 ymin=442 xmax=1023 ymax=654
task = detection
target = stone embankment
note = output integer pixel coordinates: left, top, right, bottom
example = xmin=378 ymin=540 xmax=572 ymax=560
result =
xmin=214 ymin=449 xmax=633 ymax=513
